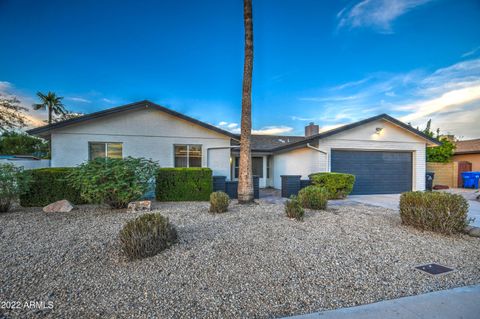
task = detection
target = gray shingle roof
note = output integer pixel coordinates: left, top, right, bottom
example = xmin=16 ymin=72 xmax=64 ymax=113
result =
xmin=231 ymin=135 xmax=305 ymax=152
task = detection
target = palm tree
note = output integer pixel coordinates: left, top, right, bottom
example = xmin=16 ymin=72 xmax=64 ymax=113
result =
xmin=237 ymin=0 xmax=254 ymax=204
xmin=32 ymin=92 xmax=67 ymax=124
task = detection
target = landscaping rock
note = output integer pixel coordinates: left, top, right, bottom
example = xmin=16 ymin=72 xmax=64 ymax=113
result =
xmin=42 ymin=199 xmax=74 ymax=213
xmin=468 ymin=226 xmax=480 ymax=238
xmin=127 ymin=200 xmax=151 ymax=212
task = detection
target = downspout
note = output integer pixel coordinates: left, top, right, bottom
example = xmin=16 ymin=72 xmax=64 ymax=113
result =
xmin=306 ymin=143 xmax=329 ymax=172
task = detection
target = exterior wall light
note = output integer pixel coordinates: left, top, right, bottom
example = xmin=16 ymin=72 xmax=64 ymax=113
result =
xmin=375 ymin=127 xmax=383 ymax=134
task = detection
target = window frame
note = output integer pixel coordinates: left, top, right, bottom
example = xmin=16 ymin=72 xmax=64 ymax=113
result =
xmin=173 ymin=144 xmax=203 ymax=168
xmin=88 ymin=142 xmax=123 ymax=160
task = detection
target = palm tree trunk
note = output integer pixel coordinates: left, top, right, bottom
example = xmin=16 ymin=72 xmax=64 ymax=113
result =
xmin=48 ymin=105 xmax=52 ymax=124
xmin=238 ymin=0 xmax=254 ymax=204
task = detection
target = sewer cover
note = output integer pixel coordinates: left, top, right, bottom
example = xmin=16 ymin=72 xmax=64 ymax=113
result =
xmin=415 ymin=263 xmax=454 ymax=275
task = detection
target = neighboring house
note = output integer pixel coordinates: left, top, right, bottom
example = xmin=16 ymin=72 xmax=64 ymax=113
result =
xmin=28 ymin=100 xmax=439 ymax=195
xmin=0 ymin=155 xmax=50 ymax=170
xmin=453 ymin=138 xmax=480 ymax=171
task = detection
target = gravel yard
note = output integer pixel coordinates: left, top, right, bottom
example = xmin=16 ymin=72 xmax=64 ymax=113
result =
xmin=1 ymin=201 xmax=479 ymax=318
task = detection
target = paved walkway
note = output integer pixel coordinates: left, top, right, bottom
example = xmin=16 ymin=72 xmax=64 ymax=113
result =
xmin=284 ymin=285 xmax=480 ymax=319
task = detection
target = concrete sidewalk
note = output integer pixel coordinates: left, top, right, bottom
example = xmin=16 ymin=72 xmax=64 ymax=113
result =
xmin=284 ymin=285 xmax=480 ymax=319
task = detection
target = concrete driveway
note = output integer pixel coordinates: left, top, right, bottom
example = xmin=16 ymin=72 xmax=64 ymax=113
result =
xmin=334 ymin=191 xmax=480 ymax=227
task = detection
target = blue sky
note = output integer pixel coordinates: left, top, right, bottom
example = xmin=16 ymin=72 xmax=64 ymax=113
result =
xmin=1 ymin=0 xmax=480 ymax=138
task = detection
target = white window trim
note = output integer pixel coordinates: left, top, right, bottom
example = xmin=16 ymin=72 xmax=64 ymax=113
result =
xmin=174 ymin=144 xmax=203 ymax=168
xmin=89 ymin=142 xmax=123 ymax=160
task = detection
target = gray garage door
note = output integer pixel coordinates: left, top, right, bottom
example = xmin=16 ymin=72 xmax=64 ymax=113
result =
xmin=331 ymin=150 xmax=412 ymax=195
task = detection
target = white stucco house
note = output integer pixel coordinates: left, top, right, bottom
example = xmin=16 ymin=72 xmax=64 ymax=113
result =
xmin=28 ymin=100 xmax=440 ymax=195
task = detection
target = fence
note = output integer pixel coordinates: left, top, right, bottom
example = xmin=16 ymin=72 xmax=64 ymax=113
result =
xmin=0 ymin=159 xmax=51 ymax=170
xmin=426 ymin=162 xmax=459 ymax=188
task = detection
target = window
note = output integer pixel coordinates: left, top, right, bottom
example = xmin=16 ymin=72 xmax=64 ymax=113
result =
xmin=234 ymin=156 xmax=263 ymax=178
xmin=89 ymin=142 xmax=123 ymax=160
xmin=174 ymin=145 xmax=202 ymax=168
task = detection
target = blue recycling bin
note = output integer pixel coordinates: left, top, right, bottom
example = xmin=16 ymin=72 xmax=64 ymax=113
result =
xmin=461 ymin=172 xmax=480 ymax=189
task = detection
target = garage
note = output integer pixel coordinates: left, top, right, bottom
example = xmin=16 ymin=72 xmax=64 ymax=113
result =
xmin=331 ymin=150 xmax=413 ymax=195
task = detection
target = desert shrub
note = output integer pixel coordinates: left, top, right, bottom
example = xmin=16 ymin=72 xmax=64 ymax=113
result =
xmin=309 ymin=172 xmax=355 ymax=199
xmin=0 ymin=163 xmax=30 ymax=212
xmin=399 ymin=191 xmax=470 ymax=234
xmin=285 ymin=196 xmax=304 ymax=221
xmin=20 ymin=167 xmax=83 ymax=207
xmin=209 ymin=191 xmax=229 ymax=213
xmin=70 ymin=157 xmax=159 ymax=209
xmin=298 ymin=186 xmax=328 ymax=210
xmin=119 ymin=213 xmax=177 ymax=260
xmin=156 ymin=168 xmax=212 ymax=201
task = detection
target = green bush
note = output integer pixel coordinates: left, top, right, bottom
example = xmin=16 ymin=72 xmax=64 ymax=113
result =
xmin=156 ymin=168 xmax=212 ymax=201
xmin=20 ymin=167 xmax=84 ymax=207
xmin=298 ymin=186 xmax=328 ymax=210
xmin=209 ymin=191 xmax=229 ymax=213
xmin=119 ymin=213 xmax=177 ymax=260
xmin=399 ymin=191 xmax=470 ymax=234
xmin=1 ymin=163 xmax=31 ymax=212
xmin=285 ymin=196 xmax=304 ymax=221
xmin=309 ymin=172 xmax=355 ymax=199
xmin=70 ymin=157 xmax=159 ymax=209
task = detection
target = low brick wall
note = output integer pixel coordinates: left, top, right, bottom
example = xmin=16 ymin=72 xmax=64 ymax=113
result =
xmin=426 ymin=162 xmax=458 ymax=188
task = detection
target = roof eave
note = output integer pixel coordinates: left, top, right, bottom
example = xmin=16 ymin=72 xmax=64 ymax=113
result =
xmin=27 ymin=100 xmax=239 ymax=140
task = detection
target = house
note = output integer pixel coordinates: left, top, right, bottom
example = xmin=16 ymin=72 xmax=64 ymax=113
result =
xmin=453 ymin=139 xmax=480 ymax=171
xmin=28 ymin=100 xmax=440 ymax=195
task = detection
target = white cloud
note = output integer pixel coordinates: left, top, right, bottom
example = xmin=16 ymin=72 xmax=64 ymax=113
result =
xmin=337 ymin=0 xmax=433 ymax=33
xmin=461 ymin=46 xmax=480 ymax=58
xmin=217 ymin=120 xmax=294 ymax=135
xmin=101 ymin=98 xmax=115 ymax=103
xmin=294 ymin=58 xmax=480 ymax=139
xmin=252 ymin=126 xmax=294 ymax=135
xmin=299 ymin=94 xmax=362 ymax=102
xmin=399 ymin=84 xmax=480 ymax=122
xmin=66 ymin=97 xmax=91 ymax=103
xmin=0 ymin=81 xmax=13 ymax=91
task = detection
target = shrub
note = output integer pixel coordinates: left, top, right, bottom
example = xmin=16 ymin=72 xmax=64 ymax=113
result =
xmin=0 ymin=163 xmax=30 ymax=212
xmin=156 ymin=168 xmax=212 ymax=201
xmin=119 ymin=213 xmax=177 ymax=260
xmin=70 ymin=157 xmax=159 ymax=209
xmin=399 ymin=191 xmax=470 ymax=234
xmin=209 ymin=191 xmax=229 ymax=213
xmin=285 ymin=196 xmax=304 ymax=221
xmin=309 ymin=172 xmax=355 ymax=199
xmin=298 ymin=186 xmax=328 ymax=210
xmin=20 ymin=167 xmax=84 ymax=207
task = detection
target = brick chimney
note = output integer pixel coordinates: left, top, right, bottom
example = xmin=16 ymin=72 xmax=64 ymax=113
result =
xmin=305 ymin=122 xmax=319 ymax=137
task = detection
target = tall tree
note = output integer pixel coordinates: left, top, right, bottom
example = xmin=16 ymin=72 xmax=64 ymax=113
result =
xmin=237 ymin=0 xmax=254 ymax=204
xmin=0 ymin=94 xmax=27 ymax=132
xmin=32 ymin=92 xmax=67 ymax=124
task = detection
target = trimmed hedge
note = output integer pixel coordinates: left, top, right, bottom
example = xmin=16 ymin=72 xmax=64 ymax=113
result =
xmin=20 ymin=168 xmax=85 ymax=207
xmin=399 ymin=191 xmax=470 ymax=234
xmin=309 ymin=172 xmax=355 ymax=199
xmin=156 ymin=168 xmax=213 ymax=201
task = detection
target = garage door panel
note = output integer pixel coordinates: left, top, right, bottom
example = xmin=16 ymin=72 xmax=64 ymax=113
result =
xmin=331 ymin=150 xmax=412 ymax=195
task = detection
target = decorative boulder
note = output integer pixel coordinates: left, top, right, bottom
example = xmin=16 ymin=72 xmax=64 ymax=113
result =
xmin=43 ymin=199 xmax=74 ymax=213
xmin=127 ymin=200 xmax=152 ymax=212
